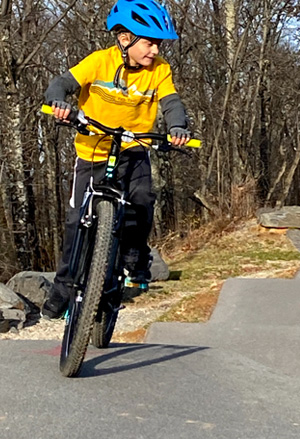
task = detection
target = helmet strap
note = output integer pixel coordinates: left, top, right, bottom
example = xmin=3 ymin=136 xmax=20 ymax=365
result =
xmin=117 ymin=35 xmax=140 ymax=68
xmin=114 ymin=36 xmax=141 ymax=88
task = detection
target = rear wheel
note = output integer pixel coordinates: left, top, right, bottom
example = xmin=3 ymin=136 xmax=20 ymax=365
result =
xmin=60 ymin=200 xmax=115 ymax=377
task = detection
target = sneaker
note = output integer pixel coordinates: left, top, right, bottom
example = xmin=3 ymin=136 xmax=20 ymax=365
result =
xmin=41 ymin=290 xmax=69 ymax=320
xmin=122 ymin=270 xmax=150 ymax=302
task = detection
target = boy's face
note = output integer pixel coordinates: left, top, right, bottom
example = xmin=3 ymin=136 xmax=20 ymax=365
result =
xmin=128 ymin=38 xmax=161 ymax=67
xmin=118 ymin=33 xmax=162 ymax=67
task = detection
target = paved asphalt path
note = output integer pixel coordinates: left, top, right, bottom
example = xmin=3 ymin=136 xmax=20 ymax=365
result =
xmin=1 ymin=277 xmax=300 ymax=439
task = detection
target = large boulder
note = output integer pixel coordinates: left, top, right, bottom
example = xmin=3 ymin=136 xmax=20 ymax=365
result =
xmin=257 ymin=206 xmax=300 ymax=228
xmin=6 ymin=271 xmax=55 ymax=309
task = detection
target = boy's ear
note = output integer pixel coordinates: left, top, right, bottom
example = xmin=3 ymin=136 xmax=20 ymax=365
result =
xmin=118 ymin=32 xmax=132 ymax=48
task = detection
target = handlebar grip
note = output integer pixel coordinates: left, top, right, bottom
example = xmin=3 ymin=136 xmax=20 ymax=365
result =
xmin=167 ymin=135 xmax=202 ymax=148
xmin=41 ymin=104 xmax=78 ymax=123
xmin=41 ymin=104 xmax=53 ymax=115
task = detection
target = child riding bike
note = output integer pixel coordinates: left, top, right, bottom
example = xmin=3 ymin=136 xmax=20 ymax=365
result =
xmin=42 ymin=0 xmax=191 ymax=319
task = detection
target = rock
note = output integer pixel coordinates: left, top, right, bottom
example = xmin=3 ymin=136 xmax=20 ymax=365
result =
xmin=257 ymin=206 xmax=300 ymax=228
xmin=0 ymin=283 xmax=26 ymax=310
xmin=6 ymin=271 xmax=55 ymax=309
xmin=150 ymin=248 xmax=169 ymax=281
xmin=9 ymin=326 xmax=19 ymax=334
xmin=0 ymin=310 xmax=10 ymax=333
xmin=1 ymin=308 xmax=26 ymax=330
xmin=0 ymin=285 xmax=28 ymax=331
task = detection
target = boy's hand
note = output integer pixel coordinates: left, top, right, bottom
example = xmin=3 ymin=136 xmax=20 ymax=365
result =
xmin=170 ymin=127 xmax=191 ymax=146
xmin=51 ymin=100 xmax=71 ymax=121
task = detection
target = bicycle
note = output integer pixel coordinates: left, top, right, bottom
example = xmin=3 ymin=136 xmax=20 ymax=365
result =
xmin=41 ymin=104 xmax=201 ymax=377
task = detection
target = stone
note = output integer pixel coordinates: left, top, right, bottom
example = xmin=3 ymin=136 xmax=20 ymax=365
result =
xmin=0 ymin=310 xmax=10 ymax=333
xmin=257 ymin=206 xmax=300 ymax=229
xmin=0 ymin=285 xmax=28 ymax=331
xmin=6 ymin=271 xmax=55 ymax=309
xmin=0 ymin=283 xmax=25 ymax=310
xmin=1 ymin=308 xmax=26 ymax=330
xmin=150 ymin=248 xmax=169 ymax=281
xmin=9 ymin=326 xmax=19 ymax=334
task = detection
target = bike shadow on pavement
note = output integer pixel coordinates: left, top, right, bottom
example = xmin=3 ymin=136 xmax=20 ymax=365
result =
xmin=79 ymin=343 xmax=209 ymax=378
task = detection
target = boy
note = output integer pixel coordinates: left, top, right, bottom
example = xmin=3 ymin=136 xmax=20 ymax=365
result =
xmin=42 ymin=0 xmax=190 ymax=319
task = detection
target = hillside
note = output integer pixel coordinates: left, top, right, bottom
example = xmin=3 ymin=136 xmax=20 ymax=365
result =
xmin=2 ymin=218 xmax=300 ymax=342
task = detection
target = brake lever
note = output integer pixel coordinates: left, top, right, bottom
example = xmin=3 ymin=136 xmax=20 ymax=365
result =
xmin=55 ymin=120 xmax=71 ymax=127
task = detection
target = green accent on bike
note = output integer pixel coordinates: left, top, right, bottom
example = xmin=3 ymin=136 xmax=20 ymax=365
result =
xmin=106 ymin=167 xmax=114 ymax=178
xmin=108 ymin=156 xmax=116 ymax=167
xmin=64 ymin=309 xmax=70 ymax=324
xmin=124 ymin=277 xmax=148 ymax=290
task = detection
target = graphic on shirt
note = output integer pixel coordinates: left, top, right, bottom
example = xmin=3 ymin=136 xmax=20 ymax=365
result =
xmin=90 ymin=80 xmax=155 ymax=105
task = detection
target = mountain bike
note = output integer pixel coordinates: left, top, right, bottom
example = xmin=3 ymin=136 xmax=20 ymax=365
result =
xmin=41 ymin=105 xmax=201 ymax=377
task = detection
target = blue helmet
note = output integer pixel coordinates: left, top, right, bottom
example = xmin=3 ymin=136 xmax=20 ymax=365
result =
xmin=107 ymin=0 xmax=178 ymax=40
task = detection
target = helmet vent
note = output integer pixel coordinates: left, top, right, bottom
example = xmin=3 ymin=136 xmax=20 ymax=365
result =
xmin=132 ymin=11 xmax=150 ymax=27
xmin=136 ymin=3 xmax=150 ymax=10
xmin=150 ymin=15 xmax=163 ymax=31
xmin=114 ymin=5 xmax=118 ymax=12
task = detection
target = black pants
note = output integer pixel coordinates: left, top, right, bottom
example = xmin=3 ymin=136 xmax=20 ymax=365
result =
xmin=53 ymin=146 xmax=156 ymax=298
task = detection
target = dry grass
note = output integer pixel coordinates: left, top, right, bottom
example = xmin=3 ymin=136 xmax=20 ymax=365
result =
xmin=135 ymin=218 xmax=300 ymax=325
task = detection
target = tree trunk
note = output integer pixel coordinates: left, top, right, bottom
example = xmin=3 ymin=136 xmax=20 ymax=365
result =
xmin=258 ymin=0 xmax=272 ymax=201
xmin=2 ymin=94 xmax=31 ymax=269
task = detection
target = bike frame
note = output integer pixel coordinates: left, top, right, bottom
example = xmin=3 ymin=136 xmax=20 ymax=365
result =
xmin=65 ymin=109 xmax=182 ymax=284
xmin=68 ymin=143 xmax=129 ymax=288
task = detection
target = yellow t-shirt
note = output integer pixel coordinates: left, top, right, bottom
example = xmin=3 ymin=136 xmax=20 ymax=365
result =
xmin=69 ymin=45 xmax=177 ymax=162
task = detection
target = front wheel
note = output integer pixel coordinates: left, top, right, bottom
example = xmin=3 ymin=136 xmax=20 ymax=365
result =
xmin=91 ymin=285 xmax=123 ymax=348
xmin=59 ymin=200 xmax=115 ymax=377
xmin=91 ymin=236 xmax=123 ymax=348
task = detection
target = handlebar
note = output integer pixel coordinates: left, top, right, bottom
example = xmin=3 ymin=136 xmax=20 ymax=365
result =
xmin=40 ymin=105 xmax=202 ymax=149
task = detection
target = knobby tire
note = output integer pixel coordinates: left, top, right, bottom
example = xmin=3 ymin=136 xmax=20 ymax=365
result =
xmin=91 ymin=230 xmax=123 ymax=348
xmin=60 ymin=200 xmax=115 ymax=377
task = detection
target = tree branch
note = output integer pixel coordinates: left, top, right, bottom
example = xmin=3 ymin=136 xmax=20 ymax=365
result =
xmin=0 ymin=0 xmax=11 ymax=17
xmin=15 ymin=0 xmax=78 ymax=77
